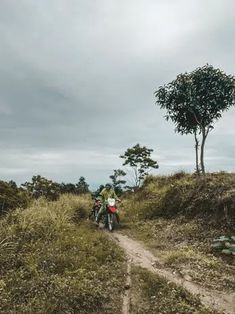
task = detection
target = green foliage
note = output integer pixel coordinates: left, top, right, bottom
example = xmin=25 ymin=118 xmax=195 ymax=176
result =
xmin=0 ymin=194 xmax=125 ymax=313
xmin=22 ymin=175 xmax=60 ymax=201
xmin=22 ymin=176 xmax=90 ymax=201
xmin=59 ymin=182 xmax=78 ymax=194
xmin=109 ymin=169 xmax=126 ymax=195
xmin=212 ymin=236 xmax=235 ymax=256
xmin=155 ymin=64 xmax=235 ymax=174
xmin=59 ymin=177 xmax=89 ymax=195
xmin=120 ymin=144 xmax=159 ymax=188
xmin=76 ymin=176 xmax=90 ymax=194
xmin=0 ymin=180 xmax=30 ymax=215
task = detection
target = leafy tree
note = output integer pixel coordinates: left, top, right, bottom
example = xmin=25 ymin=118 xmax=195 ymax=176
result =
xmin=0 ymin=180 xmax=30 ymax=214
xmin=22 ymin=175 xmax=60 ymax=201
xmin=120 ymin=144 xmax=159 ymax=188
xmin=155 ymin=65 xmax=235 ymax=174
xmin=59 ymin=183 xmax=77 ymax=194
xmin=8 ymin=180 xmax=17 ymax=189
xmin=109 ymin=169 xmax=126 ymax=195
xmin=76 ymin=176 xmax=89 ymax=194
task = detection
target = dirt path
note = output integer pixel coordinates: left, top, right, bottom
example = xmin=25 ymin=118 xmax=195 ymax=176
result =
xmin=122 ymin=260 xmax=132 ymax=314
xmin=110 ymin=232 xmax=235 ymax=314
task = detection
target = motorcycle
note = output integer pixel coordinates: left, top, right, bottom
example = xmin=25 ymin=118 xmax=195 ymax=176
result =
xmin=105 ymin=198 xmax=119 ymax=232
xmin=89 ymin=198 xmax=101 ymax=221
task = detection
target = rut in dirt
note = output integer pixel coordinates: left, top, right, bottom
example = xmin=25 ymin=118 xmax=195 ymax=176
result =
xmin=110 ymin=232 xmax=235 ymax=314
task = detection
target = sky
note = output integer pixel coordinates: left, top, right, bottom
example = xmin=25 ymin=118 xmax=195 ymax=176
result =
xmin=0 ymin=0 xmax=235 ymax=189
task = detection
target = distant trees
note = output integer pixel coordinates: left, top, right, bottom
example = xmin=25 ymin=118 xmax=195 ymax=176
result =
xmin=59 ymin=183 xmax=78 ymax=194
xmin=155 ymin=65 xmax=235 ymax=174
xmin=109 ymin=169 xmax=126 ymax=195
xmin=120 ymin=144 xmax=158 ymax=189
xmin=0 ymin=174 xmax=89 ymax=214
xmin=0 ymin=180 xmax=30 ymax=214
xmin=23 ymin=175 xmax=90 ymax=201
xmin=22 ymin=175 xmax=61 ymax=201
xmin=76 ymin=176 xmax=90 ymax=194
xmin=60 ymin=177 xmax=89 ymax=195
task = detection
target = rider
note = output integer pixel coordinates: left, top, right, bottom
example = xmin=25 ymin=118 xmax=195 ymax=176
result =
xmin=96 ymin=183 xmax=120 ymax=225
xmin=89 ymin=185 xmax=104 ymax=219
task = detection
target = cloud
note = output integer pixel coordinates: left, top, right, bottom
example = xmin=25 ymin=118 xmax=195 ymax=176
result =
xmin=0 ymin=0 xmax=234 ymax=186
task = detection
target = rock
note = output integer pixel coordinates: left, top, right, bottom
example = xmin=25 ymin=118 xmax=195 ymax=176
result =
xmin=125 ymin=284 xmax=131 ymax=290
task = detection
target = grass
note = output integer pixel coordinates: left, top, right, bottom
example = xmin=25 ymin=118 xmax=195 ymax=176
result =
xmin=130 ymin=266 xmax=220 ymax=314
xmin=0 ymin=194 xmax=126 ymax=314
xmin=122 ymin=172 xmax=235 ymax=225
xmin=120 ymin=218 xmax=235 ymax=291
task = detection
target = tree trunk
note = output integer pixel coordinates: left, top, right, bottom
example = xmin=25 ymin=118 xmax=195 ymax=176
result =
xmin=200 ymin=128 xmax=207 ymax=175
xmin=194 ymin=131 xmax=200 ymax=175
xmin=134 ymin=167 xmax=139 ymax=188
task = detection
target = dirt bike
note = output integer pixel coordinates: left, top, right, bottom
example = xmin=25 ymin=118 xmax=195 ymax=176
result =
xmin=89 ymin=198 xmax=101 ymax=221
xmin=104 ymin=198 xmax=120 ymax=232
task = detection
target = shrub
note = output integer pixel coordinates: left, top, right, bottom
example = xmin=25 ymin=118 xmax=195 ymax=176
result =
xmin=0 ymin=180 xmax=31 ymax=215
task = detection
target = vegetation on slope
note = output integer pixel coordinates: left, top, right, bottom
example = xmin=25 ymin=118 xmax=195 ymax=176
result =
xmin=122 ymin=171 xmax=235 ymax=226
xmin=0 ymin=194 xmax=125 ymax=314
xmin=121 ymin=172 xmax=235 ymax=291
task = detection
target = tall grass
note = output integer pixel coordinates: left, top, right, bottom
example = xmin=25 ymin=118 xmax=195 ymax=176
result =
xmin=0 ymin=194 xmax=125 ymax=314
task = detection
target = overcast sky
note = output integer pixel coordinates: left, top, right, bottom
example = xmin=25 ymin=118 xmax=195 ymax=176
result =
xmin=0 ymin=0 xmax=234 ymax=188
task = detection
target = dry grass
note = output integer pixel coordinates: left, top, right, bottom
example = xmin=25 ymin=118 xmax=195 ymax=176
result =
xmin=122 ymin=172 xmax=235 ymax=224
xmin=130 ymin=266 xmax=219 ymax=314
xmin=0 ymin=194 xmax=125 ymax=314
xmin=121 ymin=173 xmax=235 ymax=291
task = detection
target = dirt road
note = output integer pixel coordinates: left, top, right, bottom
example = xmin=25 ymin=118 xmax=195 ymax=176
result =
xmin=110 ymin=232 xmax=235 ymax=314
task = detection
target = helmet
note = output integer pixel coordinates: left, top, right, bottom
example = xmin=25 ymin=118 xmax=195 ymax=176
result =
xmin=105 ymin=183 xmax=112 ymax=189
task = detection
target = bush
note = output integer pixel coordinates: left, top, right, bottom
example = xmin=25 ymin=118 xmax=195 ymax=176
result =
xmin=0 ymin=180 xmax=31 ymax=215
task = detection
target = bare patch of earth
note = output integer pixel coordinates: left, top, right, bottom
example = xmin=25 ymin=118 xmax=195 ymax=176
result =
xmin=110 ymin=232 xmax=235 ymax=314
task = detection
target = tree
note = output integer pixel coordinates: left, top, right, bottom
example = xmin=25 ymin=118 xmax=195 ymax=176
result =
xmin=59 ymin=183 xmax=77 ymax=194
xmin=154 ymin=65 xmax=235 ymax=174
xmin=76 ymin=176 xmax=89 ymax=194
xmin=22 ymin=175 xmax=60 ymax=201
xmin=0 ymin=180 xmax=30 ymax=214
xmin=109 ymin=169 xmax=126 ymax=195
xmin=120 ymin=144 xmax=159 ymax=188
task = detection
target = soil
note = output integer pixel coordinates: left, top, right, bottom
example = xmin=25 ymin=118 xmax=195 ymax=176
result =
xmin=110 ymin=232 xmax=235 ymax=314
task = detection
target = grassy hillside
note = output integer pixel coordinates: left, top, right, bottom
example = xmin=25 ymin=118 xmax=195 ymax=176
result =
xmin=0 ymin=194 xmax=125 ymax=314
xmin=122 ymin=172 xmax=235 ymax=227
xmin=121 ymin=172 xmax=235 ymax=292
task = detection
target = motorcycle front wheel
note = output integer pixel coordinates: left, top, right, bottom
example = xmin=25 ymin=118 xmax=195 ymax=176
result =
xmin=107 ymin=213 xmax=114 ymax=232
